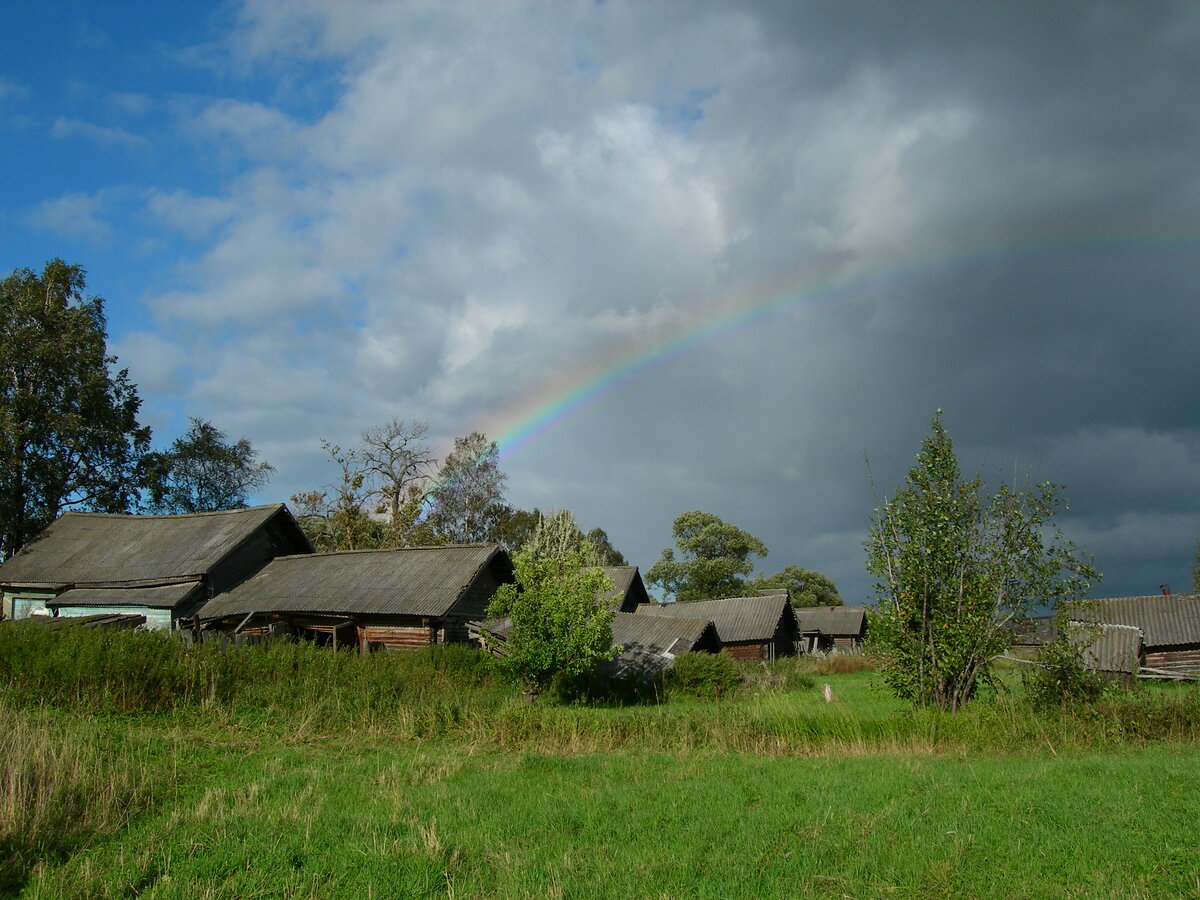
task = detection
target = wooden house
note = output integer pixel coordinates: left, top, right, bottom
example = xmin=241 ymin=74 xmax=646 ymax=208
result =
xmin=794 ymin=605 xmax=868 ymax=654
xmin=1070 ymin=593 xmax=1200 ymax=676
xmin=0 ymin=504 xmax=312 ymax=630
xmin=197 ymin=544 xmax=514 ymax=650
xmin=635 ymin=594 xmax=800 ymax=661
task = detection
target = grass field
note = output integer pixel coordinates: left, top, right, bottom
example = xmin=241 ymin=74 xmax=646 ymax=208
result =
xmin=2 ymin=627 xmax=1199 ymax=899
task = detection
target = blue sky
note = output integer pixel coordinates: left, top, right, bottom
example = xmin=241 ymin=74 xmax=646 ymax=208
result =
xmin=4 ymin=1 xmax=1199 ymax=602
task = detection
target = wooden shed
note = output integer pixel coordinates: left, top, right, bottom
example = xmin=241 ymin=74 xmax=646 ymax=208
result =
xmin=197 ymin=544 xmax=514 ymax=651
xmin=0 ymin=504 xmax=312 ymax=630
xmin=635 ymin=594 xmax=800 ymax=661
xmin=794 ymin=606 xmax=868 ymax=654
xmin=1070 ymin=593 xmax=1200 ymax=676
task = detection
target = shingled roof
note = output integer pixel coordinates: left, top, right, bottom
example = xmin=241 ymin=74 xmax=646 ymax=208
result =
xmin=198 ymin=544 xmax=512 ymax=620
xmin=0 ymin=504 xmax=307 ymax=588
xmin=635 ymin=594 xmax=796 ymax=644
xmin=1069 ymin=594 xmax=1200 ymax=649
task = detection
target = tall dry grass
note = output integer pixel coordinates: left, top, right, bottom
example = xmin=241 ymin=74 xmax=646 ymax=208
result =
xmin=0 ymin=703 xmax=162 ymax=894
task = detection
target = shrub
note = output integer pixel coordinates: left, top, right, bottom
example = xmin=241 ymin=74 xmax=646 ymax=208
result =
xmin=665 ymin=652 xmax=743 ymax=700
xmin=1023 ymin=637 xmax=1110 ymax=710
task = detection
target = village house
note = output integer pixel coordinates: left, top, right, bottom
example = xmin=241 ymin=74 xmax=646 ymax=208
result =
xmin=0 ymin=504 xmax=312 ymax=630
xmin=198 ymin=544 xmax=514 ymax=650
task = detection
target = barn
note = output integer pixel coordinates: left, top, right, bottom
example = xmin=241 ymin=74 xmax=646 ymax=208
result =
xmin=635 ymin=594 xmax=800 ymax=661
xmin=0 ymin=504 xmax=312 ymax=630
xmin=197 ymin=544 xmax=514 ymax=650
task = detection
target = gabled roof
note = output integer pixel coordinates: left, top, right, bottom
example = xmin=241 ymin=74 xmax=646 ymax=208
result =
xmin=198 ymin=544 xmax=512 ymax=620
xmin=599 ymin=566 xmax=650 ymax=612
xmin=794 ymin=605 xmax=867 ymax=636
xmin=635 ymin=594 xmax=796 ymax=644
xmin=0 ymin=504 xmax=308 ymax=588
xmin=1070 ymin=594 xmax=1200 ymax=648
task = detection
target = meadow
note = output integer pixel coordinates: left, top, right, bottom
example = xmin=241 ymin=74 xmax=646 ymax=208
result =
xmin=2 ymin=623 xmax=1199 ymax=899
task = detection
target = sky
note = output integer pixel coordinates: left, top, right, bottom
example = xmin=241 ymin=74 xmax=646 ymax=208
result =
xmin=3 ymin=1 xmax=1199 ymax=603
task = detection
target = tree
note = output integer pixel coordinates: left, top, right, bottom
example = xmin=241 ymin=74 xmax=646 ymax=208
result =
xmin=290 ymin=441 xmax=387 ymax=552
xmin=865 ymin=412 xmax=1098 ymax=711
xmin=748 ymin=565 xmax=841 ymax=608
xmin=519 ymin=509 xmax=627 ymax=568
xmin=427 ymin=432 xmax=509 ymax=543
xmin=359 ymin=418 xmax=435 ymax=523
xmin=485 ymin=546 xmax=616 ymax=701
xmin=0 ymin=261 xmax=151 ymax=559
xmin=646 ymin=511 xmax=768 ymax=602
xmin=147 ymin=418 xmax=274 ymax=514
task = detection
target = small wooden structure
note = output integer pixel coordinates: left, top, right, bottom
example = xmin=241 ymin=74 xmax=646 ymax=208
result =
xmin=0 ymin=505 xmax=312 ymax=630
xmin=1070 ymin=593 xmax=1200 ymax=676
xmin=198 ymin=544 xmax=514 ymax=651
xmin=635 ymin=594 xmax=800 ymax=661
xmin=794 ymin=606 xmax=868 ymax=654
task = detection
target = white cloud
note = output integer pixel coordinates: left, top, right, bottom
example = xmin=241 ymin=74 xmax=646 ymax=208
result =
xmin=29 ymin=191 xmax=116 ymax=244
xmin=49 ymin=116 xmax=143 ymax=149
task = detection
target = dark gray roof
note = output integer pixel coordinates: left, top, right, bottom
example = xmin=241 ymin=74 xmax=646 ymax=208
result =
xmin=1070 ymin=594 xmax=1200 ymax=648
xmin=635 ymin=594 xmax=796 ymax=644
xmin=49 ymin=581 xmax=204 ymax=611
xmin=1068 ymin=621 xmax=1143 ymax=675
xmin=610 ymin=611 xmax=714 ymax=657
xmin=599 ymin=566 xmax=650 ymax=612
xmin=0 ymin=505 xmax=304 ymax=587
xmin=19 ymin=613 xmax=147 ymax=630
xmin=198 ymin=544 xmax=510 ymax=619
xmin=794 ymin=606 xmax=867 ymax=636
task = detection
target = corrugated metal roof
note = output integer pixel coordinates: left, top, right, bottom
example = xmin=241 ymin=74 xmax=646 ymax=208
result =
xmin=1068 ymin=621 xmax=1143 ymax=675
xmin=1071 ymin=594 xmax=1200 ymax=648
xmin=794 ymin=606 xmax=866 ymax=636
xmin=198 ymin=544 xmax=510 ymax=619
xmin=634 ymin=594 xmax=795 ymax=643
xmin=49 ymin=581 xmax=204 ymax=610
xmin=0 ymin=505 xmax=301 ymax=586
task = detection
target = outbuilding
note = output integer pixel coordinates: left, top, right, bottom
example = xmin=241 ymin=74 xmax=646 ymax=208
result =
xmin=794 ymin=605 xmax=868 ymax=654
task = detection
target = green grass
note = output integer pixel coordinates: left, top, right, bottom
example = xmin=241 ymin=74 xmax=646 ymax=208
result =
xmin=16 ymin=736 xmax=1200 ymax=899
xmin=3 ymin=628 xmax=1200 ymax=898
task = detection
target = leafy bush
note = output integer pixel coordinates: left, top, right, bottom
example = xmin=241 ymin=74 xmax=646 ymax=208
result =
xmin=665 ymin=652 xmax=743 ymax=700
xmin=549 ymin=667 xmax=661 ymax=706
xmin=1023 ymin=637 xmax=1110 ymax=710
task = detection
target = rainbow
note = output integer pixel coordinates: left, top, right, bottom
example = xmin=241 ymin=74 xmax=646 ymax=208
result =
xmin=481 ymin=234 xmax=1191 ymax=461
